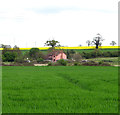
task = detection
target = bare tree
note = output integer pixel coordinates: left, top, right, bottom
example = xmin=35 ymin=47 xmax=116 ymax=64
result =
xmin=92 ymin=33 xmax=104 ymax=49
xmin=110 ymin=41 xmax=116 ymax=46
xmin=86 ymin=40 xmax=91 ymax=46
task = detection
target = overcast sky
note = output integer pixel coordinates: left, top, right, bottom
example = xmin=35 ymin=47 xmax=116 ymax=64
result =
xmin=0 ymin=0 xmax=118 ymax=48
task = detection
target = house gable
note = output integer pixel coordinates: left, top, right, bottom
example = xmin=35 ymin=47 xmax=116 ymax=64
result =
xmin=47 ymin=51 xmax=67 ymax=62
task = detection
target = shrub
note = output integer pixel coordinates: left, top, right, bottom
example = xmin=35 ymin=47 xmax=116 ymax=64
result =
xmin=103 ymin=52 xmax=111 ymax=57
xmin=2 ymin=52 xmax=16 ymax=62
xmin=48 ymin=62 xmax=52 ymax=66
xmin=15 ymin=56 xmax=24 ymax=63
xmin=90 ymin=50 xmax=102 ymax=58
xmin=71 ymin=53 xmax=82 ymax=62
xmin=103 ymin=60 xmax=113 ymax=62
xmin=82 ymin=61 xmax=99 ymax=66
xmin=100 ymin=62 xmax=111 ymax=66
xmin=66 ymin=50 xmax=76 ymax=59
xmin=98 ymin=61 xmax=104 ymax=65
xmin=48 ymin=62 xmax=61 ymax=66
xmin=57 ymin=59 xmax=67 ymax=66
xmin=69 ymin=49 xmax=76 ymax=54
xmin=37 ymin=58 xmax=44 ymax=63
xmin=111 ymin=51 xmax=118 ymax=57
xmin=83 ymin=53 xmax=92 ymax=59
xmin=74 ymin=62 xmax=79 ymax=66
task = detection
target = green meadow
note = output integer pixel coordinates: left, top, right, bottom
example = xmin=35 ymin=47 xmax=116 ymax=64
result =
xmin=21 ymin=48 xmax=119 ymax=54
xmin=2 ymin=66 xmax=118 ymax=113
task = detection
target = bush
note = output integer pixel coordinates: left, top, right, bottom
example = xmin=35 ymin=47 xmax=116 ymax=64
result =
xmin=103 ymin=52 xmax=111 ymax=57
xmin=2 ymin=52 xmax=16 ymax=62
xmin=98 ymin=61 xmax=104 ymax=65
xmin=15 ymin=56 xmax=24 ymax=63
xmin=48 ymin=62 xmax=60 ymax=66
xmin=103 ymin=60 xmax=113 ymax=62
xmin=111 ymin=51 xmax=118 ymax=57
xmin=37 ymin=58 xmax=44 ymax=63
xmin=82 ymin=61 xmax=99 ymax=66
xmin=100 ymin=62 xmax=111 ymax=66
xmin=48 ymin=62 xmax=52 ymax=66
xmin=74 ymin=62 xmax=79 ymax=66
xmin=82 ymin=50 xmax=119 ymax=59
xmin=66 ymin=50 xmax=76 ymax=59
xmin=71 ymin=53 xmax=82 ymax=62
xmin=82 ymin=52 xmax=92 ymax=59
xmin=57 ymin=59 xmax=67 ymax=66
xmin=82 ymin=61 xmax=111 ymax=66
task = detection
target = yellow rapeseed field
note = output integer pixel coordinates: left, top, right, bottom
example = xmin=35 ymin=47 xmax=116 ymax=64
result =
xmin=0 ymin=46 xmax=119 ymax=50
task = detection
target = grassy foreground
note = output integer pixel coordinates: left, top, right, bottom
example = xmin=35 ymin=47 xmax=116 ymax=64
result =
xmin=2 ymin=66 xmax=118 ymax=113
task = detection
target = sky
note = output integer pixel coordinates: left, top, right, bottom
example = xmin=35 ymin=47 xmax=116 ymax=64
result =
xmin=0 ymin=0 xmax=119 ymax=48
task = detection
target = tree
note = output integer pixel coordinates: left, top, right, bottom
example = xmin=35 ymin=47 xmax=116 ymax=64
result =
xmin=92 ymin=33 xmax=104 ymax=49
xmin=13 ymin=45 xmax=22 ymax=55
xmin=86 ymin=40 xmax=91 ymax=46
xmin=110 ymin=41 xmax=116 ymax=46
xmin=45 ymin=40 xmax=60 ymax=48
xmin=29 ymin=48 xmax=44 ymax=60
xmin=2 ymin=51 xmax=16 ymax=62
xmin=13 ymin=45 xmax=19 ymax=49
xmin=71 ymin=53 xmax=82 ymax=62
xmin=29 ymin=48 xmax=39 ymax=59
xmin=66 ymin=50 xmax=76 ymax=59
xmin=0 ymin=44 xmax=5 ymax=48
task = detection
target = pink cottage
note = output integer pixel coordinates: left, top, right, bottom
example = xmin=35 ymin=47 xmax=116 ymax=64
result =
xmin=47 ymin=51 xmax=67 ymax=62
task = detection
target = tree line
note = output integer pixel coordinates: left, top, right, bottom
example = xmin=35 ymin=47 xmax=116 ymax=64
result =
xmin=0 ymin=33 xmax=118 ymax=66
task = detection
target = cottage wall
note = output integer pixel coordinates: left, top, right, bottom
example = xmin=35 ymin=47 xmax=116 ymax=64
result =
xmin=55 ymin=53 xmax=67 ymax=61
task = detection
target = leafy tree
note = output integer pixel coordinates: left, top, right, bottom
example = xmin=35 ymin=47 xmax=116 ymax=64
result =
xmin=29 ymin=48 xmax=44 ymax=60
xmin=71 ymin=53 xmax=82 ymax=62
xmin=2 ymin=47 xmax=11 ymax=55
xmin=13 ymin=45 xmax=19 ymax=49
xmin=92 ymin=33 xmax=104 ymax=49
xmin=69 ymin=49 xmax=76 ymax=54
xmin=2 ymin=52 xmax=16 ymax=62
xmin=86 ymin=40 xmax=91 ymax=46
xmin=110 ymin=41 xmax=116 ymax=46
xmin=66 ymin=50 xmax=76 ymax=59
xmin=0 ymin=44 xmax=5 ymax=48
xmin=29 ymin=48 xmax=40 ymax=59
xmin=13 ymin=45 xmax=22 ymax=56
xmin=15 ymin=56 xmax=24 ymax=63
xmin=45 ymin=40 xmax=60 ymax=48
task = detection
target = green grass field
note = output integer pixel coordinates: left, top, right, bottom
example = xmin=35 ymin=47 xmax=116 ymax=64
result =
xmin=2 ymin=66 xmax=118 ymax=113
xmin=73 ymin=48 xmax=119 ymax=53
xmin=87 ymin=57 xmax=119 ymax=66
xmin=21 ymin=48 xmax=119 ymax=54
